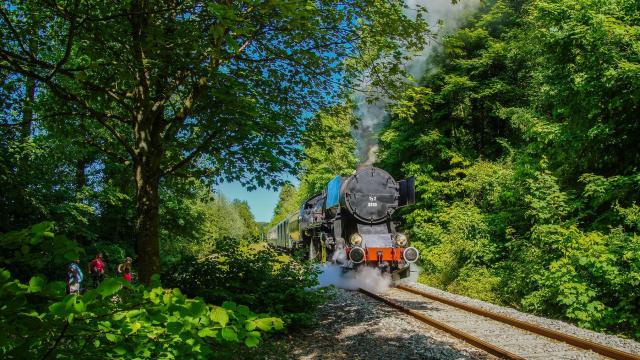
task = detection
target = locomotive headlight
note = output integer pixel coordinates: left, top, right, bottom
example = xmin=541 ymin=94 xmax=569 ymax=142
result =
xmin=349 ymin=247 xmax=365 ymax=264
xmin=394 ymin=233 xmax=408 ymax=246
xmin=350 ymin=233 xmax=363 ymax=246
xmin=403 ymin=247 xmax=419 ymax=263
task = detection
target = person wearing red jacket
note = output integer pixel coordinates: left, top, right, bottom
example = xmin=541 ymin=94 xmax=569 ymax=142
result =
xmin=89 ymin=253 xmax=105 ymax=288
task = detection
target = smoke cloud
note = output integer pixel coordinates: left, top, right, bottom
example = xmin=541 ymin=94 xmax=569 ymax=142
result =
xmin=317 ymin=264 xmax=392 ymax=293
xmin=353 ymin=0 xmax=481 ymax=164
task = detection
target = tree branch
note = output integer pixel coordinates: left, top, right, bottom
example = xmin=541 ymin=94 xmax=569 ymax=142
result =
xmin=0 ymin=7 xmax=36 ymax=60
xmin=0 ymin=59 xmax=135 ymax=158
xmin=0 ymin=47 xmax=132 ymax=113
xmin=161 ymin=130 xmax=219 ymax=177
xmin=40 ymin=320 xmax=69 ymax=360
xmin=46 ymin=0 xmax=81 ymax=80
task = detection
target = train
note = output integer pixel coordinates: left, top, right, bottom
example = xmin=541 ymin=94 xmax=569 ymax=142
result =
xmin=267 ymin=166 xmax=419 ymax=279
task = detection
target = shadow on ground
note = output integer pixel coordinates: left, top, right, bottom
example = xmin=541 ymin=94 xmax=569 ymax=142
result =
xmin=233 ymin=288 xmax=491 ymax=360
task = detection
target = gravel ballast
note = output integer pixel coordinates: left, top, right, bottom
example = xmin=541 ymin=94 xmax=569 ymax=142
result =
xmin=281 ymin=288 xmax=496 ymax=360
xmin=399 ymin=281 xmax=640 ymax=357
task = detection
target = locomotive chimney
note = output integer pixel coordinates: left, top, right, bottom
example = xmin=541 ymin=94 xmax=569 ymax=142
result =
xmin=356 ymin=164 xmax=370 ymax=172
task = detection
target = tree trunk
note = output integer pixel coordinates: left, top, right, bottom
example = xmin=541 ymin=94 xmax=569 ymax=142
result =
xmin=133 ymin=113 xmax=163 ymax=285
xmin=22 ymin=77 xmax=35 ymax=139
xmin=75 ymin=158 xmax=87 ymax=193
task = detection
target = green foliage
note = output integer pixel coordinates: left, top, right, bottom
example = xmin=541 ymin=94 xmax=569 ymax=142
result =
xmin=164 ymin=239 xmax=326 ymax=328
xmin=269 ymin=184 xmax=301 ymax=227
xmin=0 ymin=226 xmax=282 ymax=359
xmin=297 ymin=104 xmax=359 ymax=201
xmin=378 ymin=0 xmax=640 ymax=339
xmin=0 ymin=270 xmax=281 ymax=359
xmin=270 ymin=103 xmax=358 ymax=226
xmin=0 ymin=221 xmax=83 ymax=282
xmin=161 ymin=185 xmax=262 ymax=265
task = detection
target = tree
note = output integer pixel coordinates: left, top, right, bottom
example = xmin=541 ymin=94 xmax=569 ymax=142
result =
xmin=1 ymin=1 xmax=429 ymax=283
xmin=270 ymin=183 xmax=299 ymax=227
xmin=232 ymin=199 xmax=260 ymax=239
xmin=298 ymin=103 xmax=358 ymax=201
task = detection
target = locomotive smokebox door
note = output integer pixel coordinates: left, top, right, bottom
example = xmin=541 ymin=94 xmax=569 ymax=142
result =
xmin=342 ymin=167 xmax=398 ymax=223
xmin=398 ymin=176 xmax=416 ymax=207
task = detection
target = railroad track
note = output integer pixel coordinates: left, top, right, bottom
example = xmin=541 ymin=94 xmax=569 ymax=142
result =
xmin=359 ymin=285 xmax=640 ymax=360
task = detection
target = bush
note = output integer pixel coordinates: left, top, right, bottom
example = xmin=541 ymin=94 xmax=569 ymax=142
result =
xmin=0 ymin=270 xmax=282 ymax=359
xmin=0 ymin=221 xmax=83 ymax=282
xmin=164 ymin=238 xmax=327 ymax=328
xmin=0 ymin=225 xmax=284 ymax=359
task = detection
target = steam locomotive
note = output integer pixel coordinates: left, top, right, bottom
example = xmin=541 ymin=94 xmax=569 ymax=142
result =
xmin=267 ymin=166 xmax=418 ymax=279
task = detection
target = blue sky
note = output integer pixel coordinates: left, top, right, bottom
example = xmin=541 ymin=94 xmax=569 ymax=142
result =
xmin=215 ymin=176 xmax=299 ymax=223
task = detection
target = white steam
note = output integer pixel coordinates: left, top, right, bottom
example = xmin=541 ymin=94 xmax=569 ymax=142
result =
xmin=317 ymin=264 xmax=392 ymax=293
xmin=353 ymin=0 xmax=482 ymax=164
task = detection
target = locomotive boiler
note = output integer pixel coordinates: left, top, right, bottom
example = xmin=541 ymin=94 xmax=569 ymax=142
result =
xmin=267 ymin=166 xmax=418 ymax=279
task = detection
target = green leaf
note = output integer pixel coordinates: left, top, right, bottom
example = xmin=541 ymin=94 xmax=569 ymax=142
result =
xmin=97 ymin=278 xmax=121 ymax=297
xmin=113 ymin=346 xmax=127 ymax=355
xmin=163 ymin=292 xmax=172 ymax=304
xmin=49 ymin=302 xmax=66 ymax=316
xmin=73 ymin=300 xmax=86 ymax=313
xmin=130 ymin=322 xmax=142 ymax=333
xmin=31 ymin=221 xmax=53 ymax=238
xmin=166 ymin=322 xmax=182 ymax=334
xmin=222 ymin=301 xmax=237 ymax=311
xmin=221 ymin=327 xmax=238 ymax=342
xmin=105 ymin=333 xmax=119 ymax=343
xmin=244 ymin=335 xmax=259 ymax=347
xmin=237 ymin=304 xmax=250 ymax=316
xmin=272 ymin=318 xmax=284 ymax=331
xmin=28 ymin=276 xmax=45 ymax=293
xmin=190 ymin=300 xmax=206 ymax=317
xmin=150 ymin=274 xmax=162 ymax=288
xmin=197 ymin=328 xmax=217 ymax=337
xmin=210 ymin=306 xmax=229 ymax=326
xmin=254 ymin=318 xmax=272 ymax=331
xmin=0 ymin=269 xmax=10 ymax=283
xmin=245 ymin=321 xmax=256 ymax=331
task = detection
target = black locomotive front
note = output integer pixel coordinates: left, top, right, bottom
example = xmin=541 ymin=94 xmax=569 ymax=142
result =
xmin=265 ymin=166 xmax=418 ymax=278
xmin=298 ymin=166 xmax=418 ymax=278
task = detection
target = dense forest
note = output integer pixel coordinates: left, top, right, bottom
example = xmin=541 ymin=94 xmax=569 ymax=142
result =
xmin=0 ymin=1 xmax=429 ymax=358
xmin=376 ymin=0 xmax=639 ymax=339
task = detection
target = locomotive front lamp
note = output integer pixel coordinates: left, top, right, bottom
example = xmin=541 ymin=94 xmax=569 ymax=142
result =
xmin=350 ymin=233 xmax=363 ymax=246
xmin=349 ymin=246 xmax=365 ymax=263
xmin=395 ymin=233 xmax=408 ymax=246
xmin=403 ymin=247 xmax=419 ymax=263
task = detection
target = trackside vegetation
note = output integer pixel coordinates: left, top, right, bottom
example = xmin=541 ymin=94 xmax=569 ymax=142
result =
xmin=0 ymin=223 xmax=283 ymax=359
xmin=376 ymin=0 xmax=640 ymax=339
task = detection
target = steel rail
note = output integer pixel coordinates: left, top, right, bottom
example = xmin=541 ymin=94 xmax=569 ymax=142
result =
xmin=358 ymin=288 xmax=525 ymax=360
xmin=396 ymin=284 xmax=640 ymax=360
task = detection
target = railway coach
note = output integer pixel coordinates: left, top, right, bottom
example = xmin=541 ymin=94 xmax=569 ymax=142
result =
xmin=267 ymin=166 xmax=419 ymax=279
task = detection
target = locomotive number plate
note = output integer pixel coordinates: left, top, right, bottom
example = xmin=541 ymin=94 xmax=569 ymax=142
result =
xmin=368 ymin=196 xmax=377 ymax=207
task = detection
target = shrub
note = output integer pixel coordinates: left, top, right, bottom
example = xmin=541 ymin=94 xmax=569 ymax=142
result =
xmin=0 ymin=271 xmax=282 ymax=359
xmin=0 ymin=225 xmax=284 ymax=359
xmin=164 ymin=238 xmax=327 ymax=328
xmin=0 ymin=221 xmax=83 ymax=282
